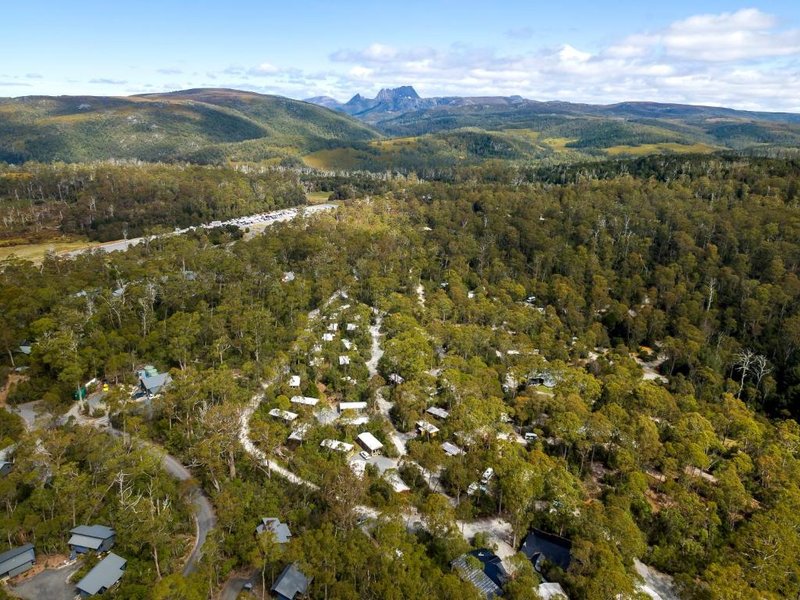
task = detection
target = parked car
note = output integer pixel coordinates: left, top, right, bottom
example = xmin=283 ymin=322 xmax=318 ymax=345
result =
xmin=359 ymin=451 xmax=370 ymax=460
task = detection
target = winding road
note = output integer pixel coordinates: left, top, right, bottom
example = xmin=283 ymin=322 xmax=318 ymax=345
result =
xmin=161 ymin=453 xmax=217 ymax=576
xmin=59 ymin=400 xmax=216 ymax=576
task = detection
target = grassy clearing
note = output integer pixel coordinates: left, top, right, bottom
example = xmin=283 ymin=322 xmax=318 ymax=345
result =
xmin=541 ymin=137 xmax=579 ymax=152
xmin=604 ymin=142 xmax=717 ymax=156
xmin=0 ymin=238 xmax=95 ymax=264
xmin=369 ymin=137 xmax=419 ymax=149
xmin=306 ymin=191 xmax=332 ymax=204
xmin=302 ymin=148 xmax=365 ymax=170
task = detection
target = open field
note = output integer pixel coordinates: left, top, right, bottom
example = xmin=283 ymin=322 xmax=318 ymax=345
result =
xmin=0 ymin=238 xmax=94 ymax=263
xmin=541 ymin=137 xmax=579 ymax=151
xmin=306 ymin=191 xmax=333 ymax=204
xmin=302 ymin=147 xmax=366 ymax=170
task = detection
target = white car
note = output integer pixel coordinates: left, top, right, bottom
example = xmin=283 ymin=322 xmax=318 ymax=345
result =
xmin=359 ymin=451 xmax=370 ymax=461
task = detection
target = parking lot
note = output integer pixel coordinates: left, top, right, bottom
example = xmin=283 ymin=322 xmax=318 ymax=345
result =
xmin=10 ymin=562 xmax=80 ymax=600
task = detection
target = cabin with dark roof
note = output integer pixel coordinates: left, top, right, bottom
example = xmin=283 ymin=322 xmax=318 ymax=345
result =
xmin=451 ymin=548 xmax=508 ymax=598
xmin=68 ymin=525 xmax=115 ymax=557
xmin=0 ymin=544 xmax=35 ymax=578
xmin=0 ymin=461 xmax=12 ymax=477
xmin=520 ymin=528 xmax=572 ymax=573
xmin=75 ymin=552 xmax=126 ymax=597
xmin=271 ymin=563 xmax=311 ymax=600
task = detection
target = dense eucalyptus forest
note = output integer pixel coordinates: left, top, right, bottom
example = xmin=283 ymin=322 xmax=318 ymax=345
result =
xmin=1 ymin=155 xmax=799 ymax=599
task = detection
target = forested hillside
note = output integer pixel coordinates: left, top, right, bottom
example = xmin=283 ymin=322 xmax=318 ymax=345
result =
xmin=0 ymin=89 xmax=379 ymax=164
xmin=0 ymin=162 xmax=307 ymax=243
xmin=2 ymin=157 xmax=800 ymax=598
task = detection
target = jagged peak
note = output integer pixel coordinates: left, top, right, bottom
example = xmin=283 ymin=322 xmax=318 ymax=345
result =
xmin=375 ymin=86 xmax=420 ymax=102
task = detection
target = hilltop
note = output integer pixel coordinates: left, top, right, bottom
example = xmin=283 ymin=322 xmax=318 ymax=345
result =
xmin=0 ymin=88 xmax=379 ymax=164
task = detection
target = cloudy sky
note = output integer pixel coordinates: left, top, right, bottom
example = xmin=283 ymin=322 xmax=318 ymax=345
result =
xmin=3 ymin=1 xmax=800 ymax=111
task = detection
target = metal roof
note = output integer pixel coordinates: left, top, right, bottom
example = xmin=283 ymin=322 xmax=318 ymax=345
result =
xmin=68 ymin=534 xmax=105 ymax=550
xmin=256 ymin=518 xmax=292 ymax=544
xmin=417 ymin=420 xmax=440 ymax=434
xmin=339 ymin=401 xmax=367 ymax=411
xmin=441 ymin=442 xmax=464 ymax=456
xmin=272 ymin=563 xmax=310 ymax=600
xmin=356 ymin=432 xmax=383 ymax=451
xmin=290 ymin=396 xmax=319 ymax=406
xmin=76 ymin=552 xmax=126 ymax=595
xmin=451 ymin=552 xmax=504 ymax=598
xmin=0 ymin=544 xmax=34 ymax=571
xmin=426 ymin=406 xmax=450 ymax=419
xmin=70 ymin=525 xmax=115 ymax=540
xmin=269 ymin=408 xmax=299 ymax=422
xmin=320 ymin=439 xmax=353 ymax=452
xmin=139 ymin=372 xmax=171 ymax=393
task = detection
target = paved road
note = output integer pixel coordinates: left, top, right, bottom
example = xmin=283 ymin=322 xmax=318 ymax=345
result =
xmin=10 ymin=562 xmax=80 ymax=600
xmin=161 ymin=453 xmax=217 ymax=576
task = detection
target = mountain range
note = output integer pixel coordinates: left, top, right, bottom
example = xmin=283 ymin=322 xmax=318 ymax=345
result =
xmin=306 ymin=85 xmax=800 ymax=130
xmin=1 ymin=86 xmax=800 ymax=168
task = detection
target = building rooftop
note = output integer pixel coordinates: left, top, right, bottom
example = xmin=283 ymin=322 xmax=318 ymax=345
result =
xmin=520 ymin=529 xmax=572 ymax=572
xmin=538 ymin=582 xmax=569 ymax=599
xmin=76 ymin=552 xmax=126 ymax=596
xmin=356 ymin=432 xmax=384 ymax=452
xmin=426 ymin=406 xmax=450 ymax=419
xmin=441 ymin=442 xmax=465 ymax=456
xmin=0 ymin=543 xmax=34 ymax=566
xmin=288 ymin=424 xmax=310 ymax=442
xmin=70 ymin=525 xmax=115 ymax=541
xmin=272 ymin=563 xmax=311 ymax=600
xmin=290 ymin=396 xmax=319 ymax=406
xmin=269 ymin=409 xmax=299 ymax=422
xmin=256 ymin=518 xmax=292 ymax=544
xmin=339 ymin=401 xmax=367 ymax=411
xmin=321 ymin=439 xmax=354 ymax=452
xmin=139 ymin=372 xmax=171 ymax=394
xmin=451 ymin=548 xmax=507 ymax=598
xmin=417 ymin=420 xmax=440 ymax=435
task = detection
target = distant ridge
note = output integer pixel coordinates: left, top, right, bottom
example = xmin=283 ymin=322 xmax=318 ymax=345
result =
xmin=306 ymin=85 xmax=800 ymax=126
xmin=2 ymin=86 xmax=800 ymax=166
xmin=0 ymin=88 xmax=379 ymax=164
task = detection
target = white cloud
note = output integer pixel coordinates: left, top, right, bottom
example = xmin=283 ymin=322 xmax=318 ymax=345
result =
xmin=250 ymin=62 xmax=280 ymax=75
xmin=558 ymin=44 xmax=592 ymax=63
xmin=348 ymin=66 xmax=374 ymax=79
xmin=190 ymin=9 xmax=800 ymax=112
xmin=662 ymin=8 xmax=800 ymax=61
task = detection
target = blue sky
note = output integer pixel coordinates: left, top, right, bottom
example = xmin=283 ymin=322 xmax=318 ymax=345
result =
xmin=2 ymin=1 xmax=800 ymax=110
